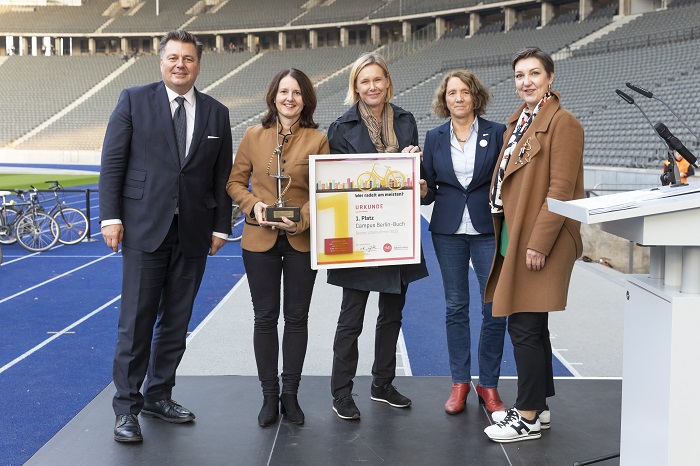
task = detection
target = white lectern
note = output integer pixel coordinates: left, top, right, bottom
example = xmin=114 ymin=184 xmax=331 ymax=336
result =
xmin=549 ymin=185 xmax=700 ymax=466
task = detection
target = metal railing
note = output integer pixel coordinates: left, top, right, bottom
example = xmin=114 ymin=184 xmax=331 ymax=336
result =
xmin=0 ymin=187 xmax=97 ymax=243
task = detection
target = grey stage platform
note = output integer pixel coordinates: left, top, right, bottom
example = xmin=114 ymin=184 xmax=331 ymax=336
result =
xmin=27 ymin=376 xmax=621 ymax=466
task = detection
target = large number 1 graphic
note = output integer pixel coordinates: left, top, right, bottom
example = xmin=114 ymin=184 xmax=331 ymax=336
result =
xmin=317 ymin=193 xmax=349 ymax=238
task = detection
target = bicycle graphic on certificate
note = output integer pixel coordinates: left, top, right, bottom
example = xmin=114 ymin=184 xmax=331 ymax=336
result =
xmin=308 ymin=153 xmax=421 ymax=270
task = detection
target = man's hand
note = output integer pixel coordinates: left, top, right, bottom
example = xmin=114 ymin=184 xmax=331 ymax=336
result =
xmin=209 ymin=236 xmax=226 ymax=256
xmin=101 ymin=224 xmax=124 ymax=253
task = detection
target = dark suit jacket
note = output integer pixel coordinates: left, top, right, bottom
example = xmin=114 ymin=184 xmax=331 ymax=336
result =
xmin=421 ymin=117 xmax=506 ymax=235
xmin=99 ymin=81 xmax=232 ymax=257
xmin=326 ymin=102 xmax=429 ymax=294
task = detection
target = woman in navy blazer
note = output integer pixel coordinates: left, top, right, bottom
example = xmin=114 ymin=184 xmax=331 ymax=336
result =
xmin=420 ymin=70 xmax=507 ymax=415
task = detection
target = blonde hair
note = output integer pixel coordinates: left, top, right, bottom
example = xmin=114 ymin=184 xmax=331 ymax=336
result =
xmin=432 ymin=70 xmax=491 ymax=119
xmin=345 ymin=52 xmax=394 ymax=105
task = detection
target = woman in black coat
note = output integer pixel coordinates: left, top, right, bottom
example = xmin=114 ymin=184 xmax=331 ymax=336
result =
xmin=327 ymin=52 xmax=428 ymax=421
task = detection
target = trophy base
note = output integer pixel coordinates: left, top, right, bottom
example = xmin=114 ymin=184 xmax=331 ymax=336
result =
xmin=265 ymin=206 xmax=300 ymax=222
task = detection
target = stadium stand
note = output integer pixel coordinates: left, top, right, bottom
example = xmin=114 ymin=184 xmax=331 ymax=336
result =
xmin=102 ymin=0 xmax=194 ymax=34
xmin=16 ymin=52 xmax=254 ymax=151
xmin=576 ymin=1 xmax=700 ymax=53
xmin=1 ymin=0 xmax=699 ymax=173
xmin=292 ymin=0 xmax=386 ymax=26
xmin=187 ymin=0 xmax=306 ymax=31
xmin=369 ymin=0 xmax=479 ymax=19
xmin=0 ymin=0 xmax=113 ymax=34
xmin=0 ymin=55 xmax=123 ymax=146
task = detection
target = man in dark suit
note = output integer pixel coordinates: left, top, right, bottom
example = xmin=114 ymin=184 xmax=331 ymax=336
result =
xmin=99 ymin=29 xmax=232 ymax=443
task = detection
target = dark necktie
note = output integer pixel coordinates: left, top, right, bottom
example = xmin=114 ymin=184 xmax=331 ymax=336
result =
xmin=173 ymin=96 xmax=187 ymax=164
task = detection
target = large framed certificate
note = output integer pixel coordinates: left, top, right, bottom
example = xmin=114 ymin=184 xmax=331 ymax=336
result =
xmin=309 ymin=153 xmax=421 ymax=270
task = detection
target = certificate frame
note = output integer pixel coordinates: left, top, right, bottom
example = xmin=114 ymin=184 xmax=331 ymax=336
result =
xmin=309 ymin=153 xmax=421 ymax=270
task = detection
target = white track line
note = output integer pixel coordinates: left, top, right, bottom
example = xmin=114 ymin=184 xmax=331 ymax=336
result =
xmin=0 ymin=252 xmax=116 ymax=305
xmin=186 ymin=275 xmax=248 ymax=343
xmin=396 ymin=329 xmax=412 ymax=376
xmin=0 ymin=295 xmax=121 ymax=374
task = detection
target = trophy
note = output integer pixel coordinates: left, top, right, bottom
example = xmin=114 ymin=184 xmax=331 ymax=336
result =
xmin=265 ymin=143 xmax=300 ymax=222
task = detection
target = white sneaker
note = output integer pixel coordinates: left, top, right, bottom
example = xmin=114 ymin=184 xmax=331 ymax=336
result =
xmin=492 ymin=408 xmax=550 ymax=430
xmin=538 ymin=409 xmax=550 ymax=430
xmin=484 ymin=408 xmax=541 ymax=443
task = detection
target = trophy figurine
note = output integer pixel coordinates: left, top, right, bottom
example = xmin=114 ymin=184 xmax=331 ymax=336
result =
xmin=266 ymin=143 xmax=300 ymax=222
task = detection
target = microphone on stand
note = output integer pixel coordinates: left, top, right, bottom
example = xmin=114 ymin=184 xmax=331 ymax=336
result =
xmin=615 ymin=89 xmax=681 ymax=186
xmin=615 ymin=89 xmax=670 ymax=147
xmin=654 ymin=122 xmax=698 ymax=167
xmin=625 ymin=82 xmax=700 ymax=142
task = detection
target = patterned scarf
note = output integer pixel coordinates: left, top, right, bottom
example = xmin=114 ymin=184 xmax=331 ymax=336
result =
xmin=490 ymin=92 xmax=552 ymax=214
xmin=358 ymin=100 xmax=399 ymax=153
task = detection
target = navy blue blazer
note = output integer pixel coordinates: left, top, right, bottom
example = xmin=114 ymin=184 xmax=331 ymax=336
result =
xmin=421 ymin=117 xmax=506 ymax=235
xmin=326 ymin=102 xmax=429 ymax=294
xmin=99 ymin=81 xmax=233 ymax=257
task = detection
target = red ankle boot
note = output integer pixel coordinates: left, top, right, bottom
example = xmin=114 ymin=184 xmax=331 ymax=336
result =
xmin=444 ymin=383 xmax=470 ymax=414
xmin=476 ymin=384 xmax=506 ymax=413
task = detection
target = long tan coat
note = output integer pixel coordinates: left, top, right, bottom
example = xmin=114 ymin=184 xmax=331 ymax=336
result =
xmin=226 ymin=121 xmax=329 ymax=253
xmin=484 ymin=92 xmax=584 ymax=317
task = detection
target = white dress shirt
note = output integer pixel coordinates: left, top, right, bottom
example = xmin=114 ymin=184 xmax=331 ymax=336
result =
xmin=449 ymin=118 xmax=479 ymax=235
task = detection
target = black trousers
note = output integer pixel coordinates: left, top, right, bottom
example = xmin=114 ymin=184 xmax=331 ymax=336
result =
xmin=508 ymin=312 xmax=555 ymax=411
xmin=113 ymin=216 xmax=207 ymax=415
xmin=242 ymin=234 xmax=317 ymax=396
xmin=331 ymin=284 xmax=407 ymax=399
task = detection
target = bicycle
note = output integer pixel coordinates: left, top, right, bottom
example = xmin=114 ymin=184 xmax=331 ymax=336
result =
xmin=41 ymin=180 xmax=89 ymax=245
xmin=0 ymin=190 xmax=20 ymax=245
xmin=2 ymin=187 xmax=60 ymax=252
xmin=226 ymin=200 xmax=244 ymax=242
xmin=356 ymin=162 xmax=406 ymax=192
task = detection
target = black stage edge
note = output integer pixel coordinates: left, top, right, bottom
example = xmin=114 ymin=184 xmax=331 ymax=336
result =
xmin=27 ymin=377 xmax=621 ymax=466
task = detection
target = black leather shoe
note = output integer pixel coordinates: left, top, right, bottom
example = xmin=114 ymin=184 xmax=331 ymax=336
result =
xmin=280 ymin=393 xmax=305 ymax=425
xmin=142 ymin=399 xmax=195 ymax=423
xmin=114 ymin=414 xmax=142 ymax=443
xmin=258 ymin=395 xmax=279 ymax=427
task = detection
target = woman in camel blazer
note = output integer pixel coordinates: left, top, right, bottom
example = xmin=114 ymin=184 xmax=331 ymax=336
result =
xmin=227 ymin=68 xmax=329 ymax=428
xmin=483 ymin=47 xmax=584 ymax=444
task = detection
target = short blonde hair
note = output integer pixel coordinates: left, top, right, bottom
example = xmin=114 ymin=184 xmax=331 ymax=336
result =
xmin=432 ymin=70 xmax=491 ymax=119
xmin=345 ymin=52 xmax=395 ymax=105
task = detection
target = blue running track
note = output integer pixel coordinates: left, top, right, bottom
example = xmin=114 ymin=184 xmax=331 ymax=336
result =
xmin=0 ymin=184 xmax=571 ymax=466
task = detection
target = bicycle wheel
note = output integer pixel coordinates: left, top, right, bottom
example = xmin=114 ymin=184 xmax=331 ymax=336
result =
xmin=356 ymin=172 xmax=374 ymax=191
xmin=15 ymin=211 xmax=59 ymax=252
xmin=0 ymin=207 xmax=20 ymax=245
xmin=226 ymin=202 xmax=245 ymax=242
xmin=387 ymin=170 xmax=406 ymax=190
xmin=53 ymin=207 xmax=89 ymax=244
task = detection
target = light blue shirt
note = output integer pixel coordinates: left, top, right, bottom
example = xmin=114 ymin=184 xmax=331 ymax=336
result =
xmin=449 ymin=118 xmax=479 ymax=235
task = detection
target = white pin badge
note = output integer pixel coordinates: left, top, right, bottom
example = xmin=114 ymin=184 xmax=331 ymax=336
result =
xmin=479 ymin=139 xmax=488 ymax=147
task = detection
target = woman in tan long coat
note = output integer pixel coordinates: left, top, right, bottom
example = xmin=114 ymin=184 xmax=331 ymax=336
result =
xmin=227 ymin=68 xmax=329 ymax=428
xmin=483 ymin=47 xmax=584 ymax=444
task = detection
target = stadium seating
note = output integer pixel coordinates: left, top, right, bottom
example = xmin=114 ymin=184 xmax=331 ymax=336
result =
xmin=0 ymin=0 xmax=113 ymax=34
xmin=2 ymin=0 xmax=699 ymax=171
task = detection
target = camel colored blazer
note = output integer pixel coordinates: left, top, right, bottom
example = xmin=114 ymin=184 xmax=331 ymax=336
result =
xmin=227 ymin=121 xmax=329 ymax=253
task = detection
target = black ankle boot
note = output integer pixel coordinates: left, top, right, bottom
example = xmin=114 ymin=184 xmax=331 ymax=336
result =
xmin=280 ymin=393 xmax=305 ymax=425
xmin=258 ymin=395 xmax=279 ymax=427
